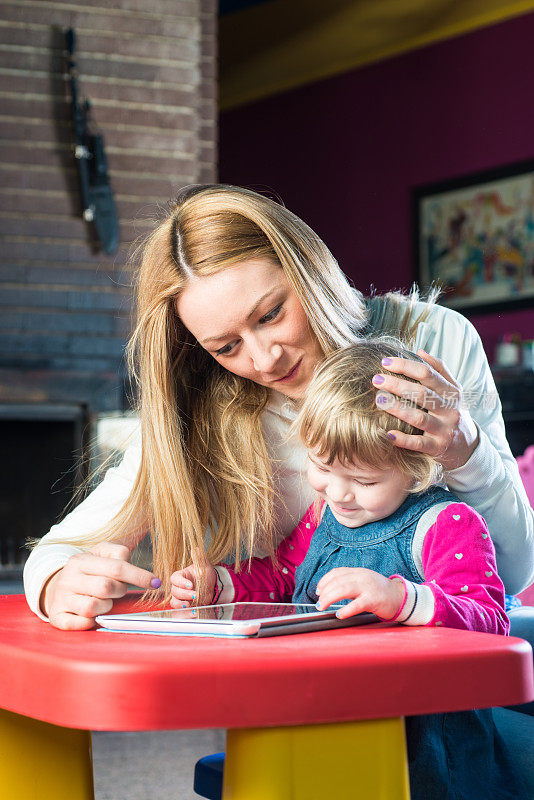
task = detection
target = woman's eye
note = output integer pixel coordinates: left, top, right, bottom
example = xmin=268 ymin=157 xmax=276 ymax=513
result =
xmin=214 ymin=304 xmax=282 ymax=355
xmin=260 ymin=304 xmax=282 ymax=323
xmin=215 ymin=342 xmax=235 ymax=356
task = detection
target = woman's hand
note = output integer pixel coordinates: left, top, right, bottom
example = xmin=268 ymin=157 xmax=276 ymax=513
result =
xmin=41 ymin=542 xmax=161 ymax=630
xmin=372 ymin=349 xmax=479 ymax=471
xmin=170 ymin=563 xmax=217 ymax=608
xmin=315 ymin=567 xmax=405 ymax=620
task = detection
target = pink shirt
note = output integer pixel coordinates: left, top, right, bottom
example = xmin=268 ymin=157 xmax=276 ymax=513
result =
xmin=219 ymin=501 xmax=509 ymax=634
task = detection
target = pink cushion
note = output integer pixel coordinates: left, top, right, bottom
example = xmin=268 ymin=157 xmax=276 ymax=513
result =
xmin=517 ymin=446 xmax=534 ymax=603
xmin=517 ymin=445 xmax=534 ymax=506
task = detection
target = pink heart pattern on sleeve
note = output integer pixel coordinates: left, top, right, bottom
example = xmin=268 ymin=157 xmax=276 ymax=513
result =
xmin=418 ymin=503 xmax=509 ymax=634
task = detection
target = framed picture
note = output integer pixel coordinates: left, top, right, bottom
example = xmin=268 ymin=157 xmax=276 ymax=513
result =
xmin=414 ymin=159 xmax=534 ymax=313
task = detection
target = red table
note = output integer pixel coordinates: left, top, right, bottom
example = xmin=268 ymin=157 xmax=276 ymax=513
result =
xmin=1 ymin=594 xmax=532 ymax=799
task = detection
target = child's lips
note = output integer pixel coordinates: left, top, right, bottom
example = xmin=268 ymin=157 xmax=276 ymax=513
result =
xmin=331 ymin=503 xmax=360 ymax=514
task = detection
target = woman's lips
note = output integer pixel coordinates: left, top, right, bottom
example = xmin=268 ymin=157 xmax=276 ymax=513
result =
xmin=276 ymin=358 xmax=302 ymax=383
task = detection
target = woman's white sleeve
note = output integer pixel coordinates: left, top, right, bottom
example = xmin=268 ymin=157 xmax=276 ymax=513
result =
xmin=436 ymin=310 xmax=534 ymax=594
xmin=23 ymin=441 xmax=145 ymax=619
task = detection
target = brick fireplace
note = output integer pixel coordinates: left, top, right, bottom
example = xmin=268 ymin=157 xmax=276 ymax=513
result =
xmin=0 ymin=0 xmax=217 ymax=574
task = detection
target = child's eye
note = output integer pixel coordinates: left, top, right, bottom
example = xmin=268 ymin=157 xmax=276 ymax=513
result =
xmin=309 ymin=458 xmax=328 ymax=472
xmin=357 ymin=482 xmax=376 ymax=487
xmin=260 ymin=304 xmax=282 ymax=323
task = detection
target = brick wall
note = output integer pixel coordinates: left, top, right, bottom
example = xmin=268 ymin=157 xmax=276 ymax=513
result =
xmin=0 ymin=0 xmax=217 ymax=411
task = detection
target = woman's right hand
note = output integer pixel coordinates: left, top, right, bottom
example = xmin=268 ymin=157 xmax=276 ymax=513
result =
xmin=170 ymin=563 xmax=217 ymax=608
xmin=41 ymin=542 xmax=161 ymax=630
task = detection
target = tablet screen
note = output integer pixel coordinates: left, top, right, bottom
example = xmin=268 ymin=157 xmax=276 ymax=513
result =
xmin=109 ymin=603 xmax=328 ymax=624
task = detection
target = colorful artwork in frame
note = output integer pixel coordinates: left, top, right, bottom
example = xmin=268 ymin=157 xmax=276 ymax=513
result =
xmin=414 ymin=160 xmax=534 ymax=313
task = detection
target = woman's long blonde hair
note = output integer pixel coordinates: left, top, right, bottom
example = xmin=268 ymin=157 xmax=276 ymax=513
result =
xmin=39 ymin=185 xmax=438 ymax=602
xmin=293 ymin=338 xmax=442 ymax=520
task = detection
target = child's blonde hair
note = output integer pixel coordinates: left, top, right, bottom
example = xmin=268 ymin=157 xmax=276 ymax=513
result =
xmin=294 ymin=338 xmax=442 ymax=506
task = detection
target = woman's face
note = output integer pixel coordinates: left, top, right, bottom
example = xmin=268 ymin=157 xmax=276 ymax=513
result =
xmin=176 ymin=258 xmax=324 ymax=399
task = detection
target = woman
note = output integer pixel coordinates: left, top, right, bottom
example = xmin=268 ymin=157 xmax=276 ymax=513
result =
xmin=24 ymin=184 xmax=534 ymax=635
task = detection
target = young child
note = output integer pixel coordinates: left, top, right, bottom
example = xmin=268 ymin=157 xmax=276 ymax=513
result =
xmin=171 ymin=338 xmax=526 ymax=800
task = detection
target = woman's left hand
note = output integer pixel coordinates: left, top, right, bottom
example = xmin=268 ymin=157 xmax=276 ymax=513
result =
xmin=372 ymin=349 xmax=479 ymax=471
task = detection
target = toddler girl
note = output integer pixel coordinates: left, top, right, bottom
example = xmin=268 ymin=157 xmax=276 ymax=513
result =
xmin=171 ymin=339 xmax=526 ymax=800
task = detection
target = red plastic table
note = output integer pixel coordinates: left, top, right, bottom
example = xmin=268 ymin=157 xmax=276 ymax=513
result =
xmin=1 ymin=594 xmax=532 ymax=800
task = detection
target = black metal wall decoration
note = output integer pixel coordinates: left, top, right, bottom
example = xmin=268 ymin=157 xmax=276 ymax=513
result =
xmin=66 ymin=28 xmax=119 ymax=255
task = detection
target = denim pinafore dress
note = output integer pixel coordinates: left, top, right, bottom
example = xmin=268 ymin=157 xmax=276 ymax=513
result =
xmin=293 ymin=487 xmax=527 ymax=800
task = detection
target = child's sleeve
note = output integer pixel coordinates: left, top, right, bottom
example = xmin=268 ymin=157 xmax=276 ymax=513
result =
xmin=390 ymin=503 xmax=509 ymax=634
xmin=214 ymin=504 xmax=318 ymax=603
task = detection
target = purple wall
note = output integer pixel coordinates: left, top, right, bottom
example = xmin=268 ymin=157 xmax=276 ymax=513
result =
xmin=219 ymin=13 xmax=534 ymax=361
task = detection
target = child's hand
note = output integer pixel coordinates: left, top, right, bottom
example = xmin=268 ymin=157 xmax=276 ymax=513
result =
xmin=170 ymin=563 xmax=217 ymax=608
xmin=315 ymin=567 xmax=405 ymax=620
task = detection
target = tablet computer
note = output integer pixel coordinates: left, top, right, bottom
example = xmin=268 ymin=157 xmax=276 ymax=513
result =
xmin=96 ymin=602 xmax=378 ymax=638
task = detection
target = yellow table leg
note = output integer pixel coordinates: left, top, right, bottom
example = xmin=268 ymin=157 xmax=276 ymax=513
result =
xmin=0 ymin=709 xmax=94 ymax=800
xmin=223 ymin=717 xmax=410 ymax=800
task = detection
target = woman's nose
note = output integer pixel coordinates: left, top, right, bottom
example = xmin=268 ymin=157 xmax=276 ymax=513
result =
xmin=250 ymin=340 xmax=283 ymax=373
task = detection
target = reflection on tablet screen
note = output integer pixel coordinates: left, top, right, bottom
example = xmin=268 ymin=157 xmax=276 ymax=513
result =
xmin=130 ymin=603 xmax=329 ymax=622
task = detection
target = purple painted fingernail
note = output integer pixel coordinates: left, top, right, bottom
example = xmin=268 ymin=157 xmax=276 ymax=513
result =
xmin=382 ymin=358 xmax=392 ymax=366
xmin=387 ymin=432 xmax=396 ymax=441
xmin=373 ymin=374 xmax=385 ymax=385
xmin=151 ymin=578 xmax=162 ymax=589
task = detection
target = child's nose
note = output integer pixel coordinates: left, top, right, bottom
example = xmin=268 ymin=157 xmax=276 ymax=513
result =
xmin=327 ymin=481 xmax=354 ymax=503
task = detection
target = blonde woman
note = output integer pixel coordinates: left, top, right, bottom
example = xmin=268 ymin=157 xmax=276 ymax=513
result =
xmin=24 ymin=185 xmax=534 ymax=640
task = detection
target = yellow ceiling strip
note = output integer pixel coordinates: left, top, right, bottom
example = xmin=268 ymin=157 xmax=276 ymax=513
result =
xmin=220 ymin=0 xmax=534 ymax=109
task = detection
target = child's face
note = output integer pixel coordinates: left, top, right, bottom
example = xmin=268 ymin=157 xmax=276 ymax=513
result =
xmin=307 ymin=449 xmax=414 ymax=528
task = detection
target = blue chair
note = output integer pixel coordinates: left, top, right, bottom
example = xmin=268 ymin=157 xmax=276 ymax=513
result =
xmin=194 ymin=752 xmax=224 ymax=800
